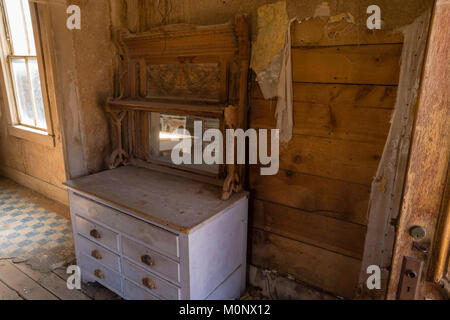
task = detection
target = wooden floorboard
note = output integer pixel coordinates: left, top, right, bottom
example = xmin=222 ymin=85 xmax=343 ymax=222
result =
xmin=0 ymin=260 xmax=120 ymax=300
xmin=0 ymin=260 xmax=58 ymax=300
xmin=0 ymin=278 xmax=23 ymax=300
xmin=14 ymin=263 xmax=91 ymax=300
xmin=52 ymin=267 xmax=121 ymax=300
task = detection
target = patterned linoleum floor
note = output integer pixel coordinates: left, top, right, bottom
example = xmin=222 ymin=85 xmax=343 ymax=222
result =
xmin=0 ymin=178 xmax=74 ymax=269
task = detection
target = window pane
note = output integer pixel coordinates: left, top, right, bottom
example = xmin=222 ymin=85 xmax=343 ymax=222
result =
xmin=4 ymin=0 xmax=36 ymax=55
xmin=21 ymin=0 xmax=36 ymax=56
xmin=11 ymin=59 xmax=34 ymax=126
xmin=28 ymin=59 xmax=46 ymax=129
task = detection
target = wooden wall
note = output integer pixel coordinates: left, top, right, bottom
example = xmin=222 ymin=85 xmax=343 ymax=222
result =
xmin=0 ymin=1 xmax=114 ymax=203
xmin=248 ymin=21 xmax=403 ymax=298
xmin=0 ymin=5 xmax=67 ymax=204
xmin=109 ymin=0 xmax=436 ymax=298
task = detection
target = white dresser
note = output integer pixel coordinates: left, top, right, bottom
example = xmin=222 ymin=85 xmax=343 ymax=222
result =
xmin=64 ymin=166 xmax=248 ymax=300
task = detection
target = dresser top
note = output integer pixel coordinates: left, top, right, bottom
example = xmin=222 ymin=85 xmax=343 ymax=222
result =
xmin=64 ymin=166 xmax=247 ymax=234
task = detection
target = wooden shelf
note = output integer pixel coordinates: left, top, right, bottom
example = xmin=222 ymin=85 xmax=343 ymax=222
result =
xmin=107 ymin=99 xmax=226 ymax=118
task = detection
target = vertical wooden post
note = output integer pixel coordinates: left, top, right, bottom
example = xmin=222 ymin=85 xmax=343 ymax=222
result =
xmin=387 ymin=0 xmax=450 ymax=299
xmin=149 ymin=113 xmax=161 ymax=157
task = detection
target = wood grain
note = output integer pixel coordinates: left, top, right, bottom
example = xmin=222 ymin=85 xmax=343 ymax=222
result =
xmin=13 ymin=262 xmax=91 ymax=300
xmin=249 ymin=166 xmax=370 ymax=226
xmin=52 ymin=267 xmax=121 ymax=300
xmin=292 ymin=44 xmax=402 ymax=85
xmin=0 ymin=261 xmax=58 ymax=300
xmin=0 ymin=279 xmax=22 ymax=300
xmin=279 ymin=135 xmax=384 ymax=185
xmin=252 ymin=131 xmax=384 ymax=185
xmin=248 ymin=28 xmax=402 ymax=299
xmin=250 ymin=83 xmax=395 ymax=144
xmin=109 ymin=15 xmax=250 ymax=199
xmin=251 ymin=199 xmax=367 ymax=259
xmin=292 ymin=18 xmax=404 ymax=47
xmin=387 ymin=0 xmax=450 ymax=299
xmin=249 ymin=228 xmax=361 ymax=298
xmin=430 ymin=169 xmax=450 ymax=283
xmin=252 ymin=82 xmax=398 ymax=108
xmin=66 ymin=166 xmax=246 ymax=234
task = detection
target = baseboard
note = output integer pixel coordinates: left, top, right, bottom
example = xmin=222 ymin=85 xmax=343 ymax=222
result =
xmin=247 ymin=265 xmax=339 ymax=300
xmin=0 ymin=165 xmax=68 ymax=206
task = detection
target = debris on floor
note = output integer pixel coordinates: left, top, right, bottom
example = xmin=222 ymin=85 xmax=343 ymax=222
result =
xmin=0 ymin=178 xmax=74 ymax=271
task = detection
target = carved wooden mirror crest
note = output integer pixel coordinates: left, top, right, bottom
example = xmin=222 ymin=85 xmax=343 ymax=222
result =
xmin=106 ymin=14 xmax=250 ymax=200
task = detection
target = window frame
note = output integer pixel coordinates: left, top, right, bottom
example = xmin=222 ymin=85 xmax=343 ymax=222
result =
xmin=0 ymin=0 xmax=55 ymax=145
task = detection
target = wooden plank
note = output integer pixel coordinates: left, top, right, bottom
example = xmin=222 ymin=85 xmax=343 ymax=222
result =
xmin=13 ymin=263 xmax=91 ymax=300
xmin=250 ymin=99 xmax=393 ymax=144
xmin=249 ymin=228 xmax=361 ymax=298
xmin=387 ymin=0 xmax=450 ymax=299
xmin=292 ymin=18 xmax=404 ymax=47
xmin=0 ymin=280 xmax=23 ymax=300
xmin=52 ymin=267 xmax=120 ymax=300
xmin=149 ymin=112 xmax=160 ymax=157
xmin=0 ymin=261 xmax=58 ymax=300
xmin=249 ymin=167 xmax=370 ymax=225
xmin=254 ymin=131 xmax=384 ymax=185
xmin=252 ymin=83 xmax=398 ymax=108
xmin=108 ymin=99 xmax=226 ymax=118
xmin=252 ymin=199 xmax=367 ymax=259
xmin=278 ymin=135 xmax=384 ymax=185
xmin=52 ymin=267 xmax=70 ymax=281
xmin=250 ymin=83 xmax=395 ymax=144
xmin=357 ymin=10 xmax=432 ymax=299
xmin=430 ymin=169 xmax=450 ymax=283
xmin=292 ymin=44 xmax=402 ymax=85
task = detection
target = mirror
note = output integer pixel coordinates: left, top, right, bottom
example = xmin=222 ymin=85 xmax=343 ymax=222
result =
xmin=148 ymin=113 xmax=221 ymax=175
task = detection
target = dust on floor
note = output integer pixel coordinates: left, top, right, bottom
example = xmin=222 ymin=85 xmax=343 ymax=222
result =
xmin=0 ymin=259 xmax=121 ymax=300
xmin=0 ymin=177 xmax=264 ymax=300
xmin=0 ymin=178 xmax=74 ymax=271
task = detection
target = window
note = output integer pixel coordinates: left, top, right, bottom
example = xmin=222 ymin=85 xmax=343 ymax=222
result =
xmin=0 ymin=0 xmax=50 ymax=132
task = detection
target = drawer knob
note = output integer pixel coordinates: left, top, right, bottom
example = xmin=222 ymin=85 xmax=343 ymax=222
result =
xmin=94 ymin=269 xmax=105 ymax=279
xmin=91 ymin=250 xmax=103 ymax=260
xmin=90 ymin=229 xmax=101 ymax=239
xmin=142 ymin=277 xmax=157 ymax=290
xmin=141 ymin=254 xmax=155 ymax=267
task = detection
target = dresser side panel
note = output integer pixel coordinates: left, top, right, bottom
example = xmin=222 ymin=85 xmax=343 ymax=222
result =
xmin=188 ymin=197 xmax=248 ymax=299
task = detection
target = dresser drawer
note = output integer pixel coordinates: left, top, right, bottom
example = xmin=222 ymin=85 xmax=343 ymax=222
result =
xmin=79 ymin=253 xmax=122 ymax=294
xmin=75 ymin=215 xmax=119 ymax=252
xmin=71 ymin=194 xmax=179 ymax=257
xmin=122 ymin=236 xmax=180 ymax=283
xmin=122 ymin=259 xmax=180 ymax=300
xmin=124 ymin=279 xmax=160 ymax=300
xmin=76 ymin=235 xmax=120 ymax=272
